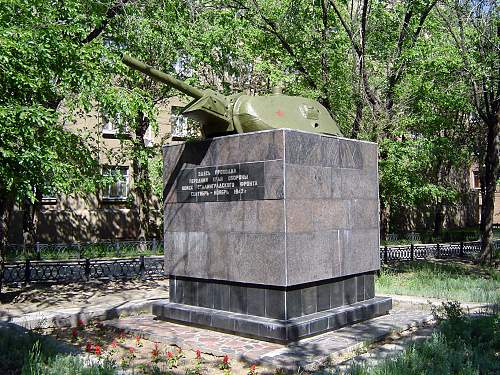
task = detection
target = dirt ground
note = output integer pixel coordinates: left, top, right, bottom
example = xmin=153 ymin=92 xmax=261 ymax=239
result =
xmin=0 ymin=278 xmax=170 ymax=317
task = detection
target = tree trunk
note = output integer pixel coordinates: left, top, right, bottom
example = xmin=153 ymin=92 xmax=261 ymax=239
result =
xmin=479 ymin=111 xmax=499 ymax=263
xmin=133 ymin=114 xmax=153 ymax=245
xmin=351 ymin=95 xmax=363 ymax=139
xmin=0 ymin=197 xmax=6 ymax=294
xmin=433 ymin=199 xmax=444 ymax=239
xmin=380 ymin=199 xmax=390 ymax=241
xmin=22 ymin=189 xmax=43 ymax=254
xmin=0 ymin=194 xmax=14 ymax=294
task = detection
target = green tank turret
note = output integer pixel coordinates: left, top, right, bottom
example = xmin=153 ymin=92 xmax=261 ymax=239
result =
xmin=123 ymin=55 xmax=342 ymax=138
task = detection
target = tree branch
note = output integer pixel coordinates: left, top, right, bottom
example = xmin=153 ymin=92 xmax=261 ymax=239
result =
xmin=245 ymin=0 xmax=318 ymax=89
xmin=81 ymin=0 xmax=131 ymax=44
xmin=329 ymin=0 xmax=361 ymax=57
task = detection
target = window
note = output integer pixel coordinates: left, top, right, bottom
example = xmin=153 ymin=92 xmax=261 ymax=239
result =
xmin=170 ymin=106 xmax=194 ymax=140
xmin=102 ymin=166 xmax=129 ymax=201
xmin=102 ymin=112 xmax=129 ymax=137
xmin=472 ymin=170 xmax=481 ymax=190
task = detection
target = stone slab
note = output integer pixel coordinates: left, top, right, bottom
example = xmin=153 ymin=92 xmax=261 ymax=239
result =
xmin=152 ymin=296 xmax=392 ymax=343
xmin=163 ymin=129 xmax=380 ymax=287
xmin=168 ymin=272 xmax=376 ymax=320
xmin=0 ymin=298 xmax=158 ymax=330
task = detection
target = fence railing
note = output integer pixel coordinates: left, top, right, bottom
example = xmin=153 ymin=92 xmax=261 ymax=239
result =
xmin=385 ymin=231 xmax=482 ymax=243
xmin=2 ymin=240 xmax=498 ymax=286
xmin=4 ymin=239 xmax=163 ymax=261
xmin=379 ymin=240 xmax=500 ymax=263
xmin=2 ymin=256 xmax=164 ymax=285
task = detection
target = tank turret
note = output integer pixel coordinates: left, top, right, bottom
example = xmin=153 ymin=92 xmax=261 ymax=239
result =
xmin=122 ymin=55 xmax=342 ymax=138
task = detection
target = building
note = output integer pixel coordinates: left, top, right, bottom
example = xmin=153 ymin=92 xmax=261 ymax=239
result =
xmin=8 ymin=98 xmax=190 ymax=243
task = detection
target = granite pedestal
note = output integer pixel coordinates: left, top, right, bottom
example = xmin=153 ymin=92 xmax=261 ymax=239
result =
xmin=154 ymin=129 xmax=391 ymax=342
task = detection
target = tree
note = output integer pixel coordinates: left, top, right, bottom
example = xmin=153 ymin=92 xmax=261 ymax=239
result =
xmin=97 ymin=0 xmax=193 ymax=241
xmin=0 ymin=0 xmax=132 ymax=289
xmin=437 ymin=0 xmax=499 ymax=261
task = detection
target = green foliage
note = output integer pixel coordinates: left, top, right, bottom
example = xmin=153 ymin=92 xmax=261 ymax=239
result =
xmin=376 ymin=260 xmax=500 ymax=304
xmin=0 ymin=105 xmax=100 ymax=202
xmin=23 ymin=351 xmax=117 ymax=375
xmin=0 ymin=0 xmax=119 ymax=205
xmin=0 ymin=0 xmax=496 ymax=245
xmin=379 ymin=138 xmax=461 ymax=208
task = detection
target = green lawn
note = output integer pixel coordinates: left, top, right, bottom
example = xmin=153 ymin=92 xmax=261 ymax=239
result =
xmin=376 ymin=260 xmax=500 ymax=304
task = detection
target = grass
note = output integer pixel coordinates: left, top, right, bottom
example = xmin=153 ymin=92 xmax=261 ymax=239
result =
xmin=325 ymin=302 xmax=500 ymax=375
xmin=0 ymin=325 xmax=114 ymax=375
xmin=376 ymin=260 xmax=500 ymax=304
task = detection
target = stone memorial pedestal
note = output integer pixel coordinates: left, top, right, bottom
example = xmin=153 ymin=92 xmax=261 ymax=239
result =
xmin=153 ymin=129 xmax=391 ymax=342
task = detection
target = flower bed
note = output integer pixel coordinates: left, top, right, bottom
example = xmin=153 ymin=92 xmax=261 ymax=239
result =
xmin=36 ymin=319 xmax=268 ymax=375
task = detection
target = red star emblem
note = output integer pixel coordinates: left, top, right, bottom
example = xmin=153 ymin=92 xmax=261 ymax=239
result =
xmin=276 ymin=109 xmax=284 ymax=117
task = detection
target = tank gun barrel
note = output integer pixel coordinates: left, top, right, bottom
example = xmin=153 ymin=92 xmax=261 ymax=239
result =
xmin=122 ymin=55 xmax=204 ymax=99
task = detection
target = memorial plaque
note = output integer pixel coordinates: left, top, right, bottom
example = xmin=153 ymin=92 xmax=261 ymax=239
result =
xmin=176 ymin=162 xmax=265 ymax=203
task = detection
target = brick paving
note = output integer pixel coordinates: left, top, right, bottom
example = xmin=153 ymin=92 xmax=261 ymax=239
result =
xmin=105 ymin=300 xmax=434 ymax=369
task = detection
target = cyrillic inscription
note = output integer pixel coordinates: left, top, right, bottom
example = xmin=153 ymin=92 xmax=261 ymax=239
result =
xmin=176 ymin=162 xmax=265 ymax=202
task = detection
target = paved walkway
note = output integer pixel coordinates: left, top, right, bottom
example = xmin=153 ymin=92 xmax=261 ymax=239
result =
xmin=333 ymin=325 xmax=435 ymax=372
xmin=0 ymin=279 xmax=169 ymax=328
xmin=105 ymin=301 xmax=434 ymax=369
xmin=0 ymin=279 xmax=169 ymax=319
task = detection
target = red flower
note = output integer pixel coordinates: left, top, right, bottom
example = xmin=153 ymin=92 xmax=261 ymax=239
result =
xmin=129 ymin=347 xmax=134 ymax=354
xmin=77 ymin=319 xmax=84 ymax=327
xmin=71 ymin=328 xmax=78 ymax=338
xmin=250 ymin=364 xmax=257 ymax=373
xmin=195 ymin=349 xmax=201 ymax=360
xmin=85 ymin=342 xmax=93 ymax=353
xmin=167 ymin=351 xmax=173 ymax=358
xmin=151 ymin=343 xmax=160 ymax=359
xmin=111 ymin=339 xmax=117 ymax=349
xmin=223 ymin=355 xmax=229 ymax=364
xmin=95 ymin=345 xmax=102 ymax=356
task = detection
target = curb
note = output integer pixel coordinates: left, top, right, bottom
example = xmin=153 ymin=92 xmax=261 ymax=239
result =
xmin=387 ymin=294 xmax=496 ymax=310
xmin=299 ymin=314 xmax=435 ymax=372
xmin=259 ymin=312 xmax=435 ymax=370
xmin=0 ymin=298 xmax=159 ymax=329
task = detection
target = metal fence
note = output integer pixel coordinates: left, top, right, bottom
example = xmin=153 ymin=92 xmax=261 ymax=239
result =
xmin=386 ymin=231 xmax=482 ymax=243
xmin=379 ymin=240 xmax=500 ymax=263
xmin=2 ymin=240 xmax=499 ymax=286
xmin=2 ymin=256 xmax=164 ymax=285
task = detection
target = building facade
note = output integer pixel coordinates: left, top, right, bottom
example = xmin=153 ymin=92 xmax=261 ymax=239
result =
xmin=8 ymin=98 xmax=189 ymax=243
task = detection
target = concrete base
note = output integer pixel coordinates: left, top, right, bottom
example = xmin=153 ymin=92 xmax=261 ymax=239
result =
xmin=152 ymin=296 xmax=392 ymax=343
